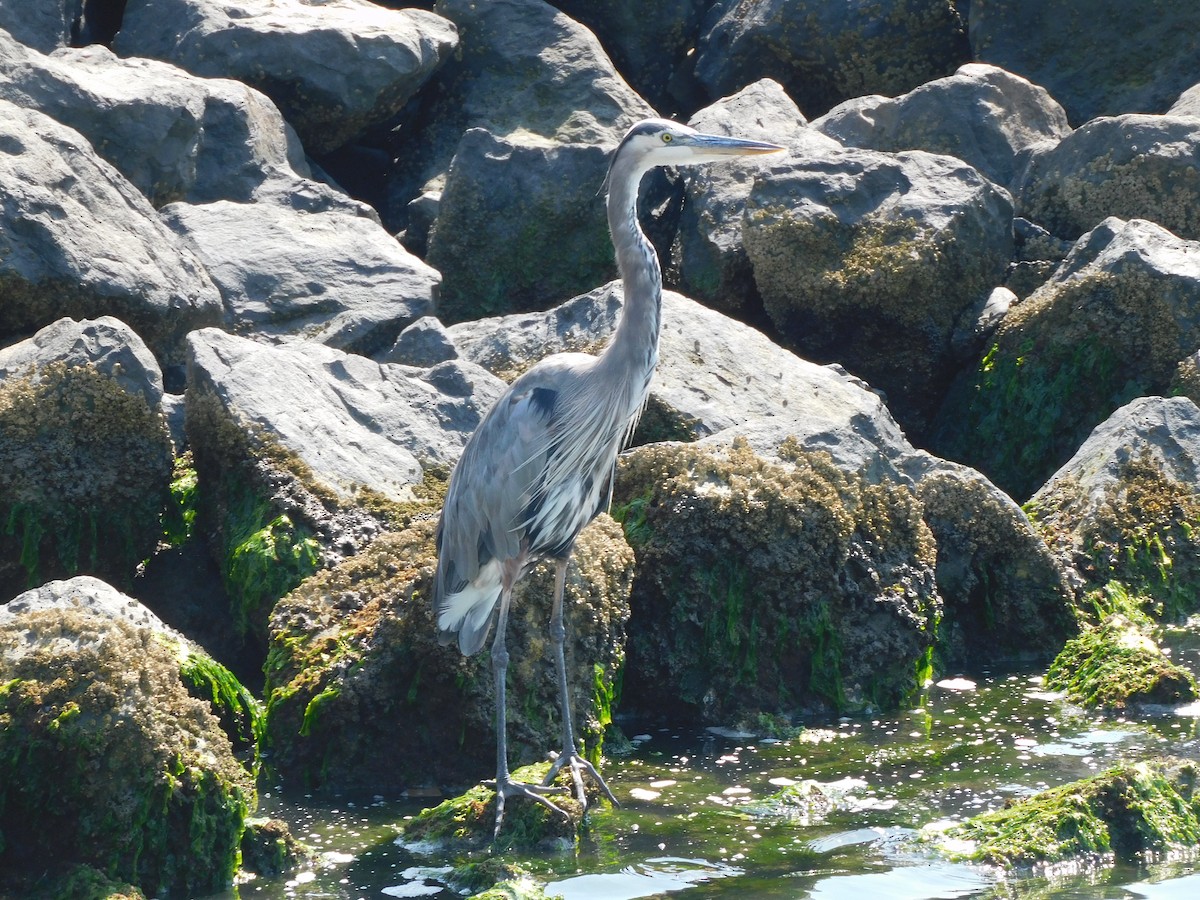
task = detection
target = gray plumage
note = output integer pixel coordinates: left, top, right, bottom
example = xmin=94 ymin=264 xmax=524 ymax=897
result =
xmin=431 ymin=117 xmax=783 ymax=834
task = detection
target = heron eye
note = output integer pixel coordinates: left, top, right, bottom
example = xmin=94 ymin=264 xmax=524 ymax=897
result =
xmin=661 ymin=133 xmax=673 ymax=143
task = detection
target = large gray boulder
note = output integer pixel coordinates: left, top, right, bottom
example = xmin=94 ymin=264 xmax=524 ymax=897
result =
xmin=673 ymin=79 xmax=838 ymax=316
xmin=426 ymin=128 xmax=615 ymax=323
xmin=0 ymin=318 xmax=172 ymax=602
xmin=114 ymin=0 xmax=458 ymax=155
xmin=813 ymin=63 xmax=1071 ymax=192
xmin=386 ymin=0 xmax=652 ymax=234
xmin=1169 ymin=83 xmax=1200 ymax=118
xmin=0 ymin=34 xmax=309 ymax=206
xmin=933 ymin=217 xmax=1200 ymax=501
xmin=1029 ymin=396 xmax=1200 ymax=618
xmin=1017 ymin=114 xmax=1200 ymax=242
xmin=0 ymin=99 xmax=222 ymax=362
xmin=743 ymin=147 xmax=1014 ymax=435
xmin=969 ymin=0 xmax=1200 ymax=125
xmin=0 ymin=0 xmax=78 ymax=52
xmin=695 ymin=0 xmax=968 ymax=118
xmin=162 ymin=197 xmax=440 ymax=355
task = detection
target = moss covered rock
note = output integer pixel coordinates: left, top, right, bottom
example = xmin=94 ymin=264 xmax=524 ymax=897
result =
xmin=744 ymin=147 xmax=1012 ymax=435
xmin=0 ymin=356 xmax=172 ymax=600
xmin=1046 ymin=609 xmax=1197 ymax=711
xmin=262 ymin=515 xmax=632 ymax=792
xmin=613 ymin=440 xmax=939 ymax=720
xmin=401 ymin=762 xmax=581 ymax=853
xmin=239 ymin=817 xmax=312 ymax=880
xmin=934 ymin=218 xmax=1200 ymax=501
xmin=1028 ymin=396 xmax=1200 ymax=618
xmin=0 ymin=608 xmax=254 ymax=897
xmin=942 ymin=758 xmax=1200 ymax=867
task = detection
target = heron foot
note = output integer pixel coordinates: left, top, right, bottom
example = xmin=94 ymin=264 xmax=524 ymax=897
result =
xmin=543 ymin=750 xmax=619 ymax=810
xmin=487 ymin=775 xmax=569 ymax=839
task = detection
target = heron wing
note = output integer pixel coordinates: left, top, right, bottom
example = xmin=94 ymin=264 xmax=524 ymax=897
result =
xmin=434 ymin=359 xmax=586 ymax=653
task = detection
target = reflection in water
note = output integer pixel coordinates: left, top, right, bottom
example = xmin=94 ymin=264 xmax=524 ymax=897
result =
xmin=547 ymin=857 xmax=741 ymax=900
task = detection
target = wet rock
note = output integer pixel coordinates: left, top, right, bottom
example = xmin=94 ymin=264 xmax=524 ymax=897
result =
xmin=161 ymin=196 xmax=439 ymax=355
xmin=968 ymin=0 xmax=1200 ymax=125
xmin=0 ymin=603 xmax=254 ymax=897
xmin=1017 ymin=114 xmax=1200 ymax=242
xmin=1046 ymin=610 xmax=1197 ymax=711
xmin=262 ymin=516 xmax=632 ymax=792
xmin=673 ymin=79 xmax=836 ymax=316
xmin=383 ymin=0 xmax=651 ymax=232
xmin=613 ymin=439 xmax=940 ymax=720
xmin=185 ymin=329 xmax=505 ymax=639
xmin=426 ymin=128 xmax=616 ymax=322
xmin=114 ymin=0 xmax=458 ymax=155
xmin=240 ymin=817 xmax=313 ymax=880
xmin=744 ymin=147 xmax=1013 ymax=436
xmin=0 ymin=320 xmax=172 ymax=600
xmin=941 ymin=758 xmax=1200 ymax=867
xmin=0 ymin=34 xmax=309 ymax=207
xmin=934 ymin=218 xmax=1200 ymax=501
xmin=695 ymin=0 xmax=968 ymax=118
xmin=1028 ymin=396 xmax=1200 ymax=617
xmin=0 ymin=99 xmax=222 ymax=362
xmin=813 ymin=63 xmax=1071 ymax=192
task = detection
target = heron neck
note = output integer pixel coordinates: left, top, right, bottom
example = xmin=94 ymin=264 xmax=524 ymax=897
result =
xmin=602 ymin=163 xmax=661 ymax=384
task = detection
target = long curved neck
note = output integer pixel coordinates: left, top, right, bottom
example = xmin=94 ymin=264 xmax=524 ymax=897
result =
xmin=599 ymin=158 xmax=661 ymax=383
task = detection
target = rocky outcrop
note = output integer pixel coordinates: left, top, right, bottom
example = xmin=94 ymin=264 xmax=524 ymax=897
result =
xmin=0 ymin=99 xmax=222 ymax=362
xmin=813 ymin=63 xmax=1071 ymax=191
xmin=744 ymin=147 xmax=1013 ymax=435
xmin=114 ymin=0 xmax=458 ymax=155
xmin=935 ymin=218 xmax=1200 ymax=500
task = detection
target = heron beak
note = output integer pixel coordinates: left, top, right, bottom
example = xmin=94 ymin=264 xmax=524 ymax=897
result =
xmin=687 ymin=132 xmax=786 ymax=157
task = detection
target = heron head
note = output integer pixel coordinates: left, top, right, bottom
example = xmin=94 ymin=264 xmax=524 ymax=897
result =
xmin=611 ymin=117 xmax=785 ymax=177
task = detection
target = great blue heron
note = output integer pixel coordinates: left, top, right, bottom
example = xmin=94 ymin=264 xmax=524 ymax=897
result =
xmin=433 ymin=118 xmax=784 ymax=834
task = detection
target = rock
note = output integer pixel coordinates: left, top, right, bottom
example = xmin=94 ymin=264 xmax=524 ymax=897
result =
xmin=0 ymin=0 xmax=78 ymax=52
xmin=1047 ymin=609 xmax=1197 ymax=711
xmin=383 ymin=0 xmax=652 ymax=232
xmin=549 ymin=0 xmax=707 ymax=114
xmin=0 ymin=602 xmax=254 ymax=897
xmin=114 ymin=0 xmax=458 ymax=155
xmin=968 ymin=0 xmax=1200 ymax=125
xmin=743 ymin=147 xmax=1013 ymax=436
xmin=426 ymin=128 xmax=616 ymax=323
xmin=1169 ymin=83 xmax=1200 ymax=118
xmin=1006 ymin=216 xmax=1073 ymax=299
xmin=239 ymin=817 xmax=312 ymax=880
xmin=0 ymin=99 xmax=223 ymax=362
xmin=184 ymin=329 xmax=504 ymax=638
xmin=1017 ymin=114 xmax=1200 ymax=242
xmin=0 ymin=321 xmax=173 ymax=601
xmin=262 ymin=515 xmax=632 ymax=792
xmin=813 ymin=63 xmax=1071 ymax=192
xmin=673 ymin=79 xmax=837 ymax=316
xmin=941 ymin=758 xmax=1200 ymax=867
xmin=1028 ymin=396 xmax=1200 ymax=617
xmin=0 ymin=315 xmax=163 ymax=409
xmin=612 ymin=439 xmax=940 ymax=720
xmin=0 ymin=34 xmax=309 ymax=206
xmin=695 ymin=0 xmax=969 ymax=118
xmin=934 ymin=218 xmax=1200 ymax=501
xmin=161 ymin=197 xmax=439 ymax=355
xmin=378 ymin=316 xmax=459 ymax=368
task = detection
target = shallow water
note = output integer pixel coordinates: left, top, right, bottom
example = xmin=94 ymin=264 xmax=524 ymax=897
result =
xmin=213 ymin=663 xmax=1200 ymax=900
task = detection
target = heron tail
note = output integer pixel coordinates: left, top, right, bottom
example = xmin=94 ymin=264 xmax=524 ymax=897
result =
xmin=434 ymin=558 xmax=503 ymax=656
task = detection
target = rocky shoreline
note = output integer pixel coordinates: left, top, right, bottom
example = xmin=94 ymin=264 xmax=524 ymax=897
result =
xmin=3 ymin=1 xmax=1200 ymax=896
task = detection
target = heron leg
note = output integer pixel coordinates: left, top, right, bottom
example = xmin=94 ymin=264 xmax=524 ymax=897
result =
xmin=542 ymin=557 xmax=619 ymax=810
xmin=490 ymin=562 xmax=568 ymax=838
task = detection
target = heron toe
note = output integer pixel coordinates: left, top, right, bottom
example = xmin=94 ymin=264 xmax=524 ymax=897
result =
xmin=490 ymin=774 xmax=570 ymax=839
xmin=544 ymin=751 xmax=619 ymax=810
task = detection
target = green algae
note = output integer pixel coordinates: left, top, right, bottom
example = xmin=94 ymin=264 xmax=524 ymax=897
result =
xmin=945 ymin=759 xmax=1200 ymax=867
xmin=179 ymin=650 xmax=263 ymax=752
xmin=162 ymin=452 xmax=198 ymax=548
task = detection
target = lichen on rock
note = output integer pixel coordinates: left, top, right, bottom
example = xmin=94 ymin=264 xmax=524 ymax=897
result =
xmin=613 ymin=439 xmax=940 ymax=720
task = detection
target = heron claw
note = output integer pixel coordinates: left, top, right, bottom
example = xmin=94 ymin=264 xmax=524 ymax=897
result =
xmin=543 ymin=750 xmax=619 ymax=810
xmin=490 ymin=775 xmax=570 ymax=839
